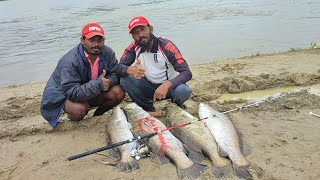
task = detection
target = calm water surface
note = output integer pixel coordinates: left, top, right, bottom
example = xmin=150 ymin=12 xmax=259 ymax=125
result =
xmin=0 ymin=0 xmax=319 ymax=87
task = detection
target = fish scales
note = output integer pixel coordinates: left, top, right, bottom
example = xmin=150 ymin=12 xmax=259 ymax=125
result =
xmin=166 ymin=103 xmax=232 ymax=178
xmin=198 ymin=103 xmax=253 ymax=179
xmin=106 ymin=106 xmax=139 ymax=172
xmin=123 ymin=103 xmax=206 ymax=179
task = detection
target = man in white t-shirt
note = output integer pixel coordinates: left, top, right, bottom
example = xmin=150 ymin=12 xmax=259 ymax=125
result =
xmin=116 ymin=16 xmax=192 ymax=112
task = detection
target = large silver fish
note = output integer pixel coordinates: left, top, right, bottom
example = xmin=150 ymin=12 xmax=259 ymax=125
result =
xmin=198 ymin=103 xmax=253 ymax=179
xmin=166 ymin=103 xmax=233 ymax=178
xmin=106 ymin=106 xmax=139 ymax=172
xmin=123 ymin=103 xmax=207 ymax=179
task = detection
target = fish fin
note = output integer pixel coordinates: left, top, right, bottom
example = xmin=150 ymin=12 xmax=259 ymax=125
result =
xmin=177 ymin=162 xmax=207 ymax=179
xmin=149 ymin=151 xmax=170 ymax=164
xmin=233 ymin=164 xmax=253 ymax=180
xmin=237 ymin=129 xmax=253 ymax=156
xmin=249 ymin=163 xmax=264 ymax=178
xmin=242 ymin=141 xmax=253 ymax=157
xmin=239 ymin=138 xmax=244 ymax=150
xmin=187 ymin=149 xmax=205 ymax=162
xmin=106 ymin=132 xmax=121 ymax=159
xmin=236 ymin=130 xmax=253 ymax=155
xmin=182 ymin=144 xmax=205 ymax=162
xmin=211 ymin=164 xmax=233 ymax=178
xmin=237 ymin=129 xmax=245 ymax=149
xmin=182 ymin=144 xmax=188 ymax=154
xmin=105 ymin=131 xmax=110 ymax=144
xmin=217 ymin=146 xmax=228 ymax=157
xmin=108 ymin=148 xmax=120 ymax=159
xmin=116 ymin=159 xmax=140 ymax=173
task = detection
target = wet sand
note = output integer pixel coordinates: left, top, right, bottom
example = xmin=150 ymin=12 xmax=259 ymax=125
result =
xmin=0 ymin=49 xmax=320 ymax=180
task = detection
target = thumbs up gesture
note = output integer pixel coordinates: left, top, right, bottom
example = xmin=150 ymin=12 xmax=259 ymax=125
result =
xmin=127 ymin=58 xmax=145 ymax=79
xmin=99 ymin=70 xmax=110 ymax=91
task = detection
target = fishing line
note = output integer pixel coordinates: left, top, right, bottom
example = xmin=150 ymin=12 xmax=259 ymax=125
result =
xmin=67 ymin=88 xmax=306 ymax=161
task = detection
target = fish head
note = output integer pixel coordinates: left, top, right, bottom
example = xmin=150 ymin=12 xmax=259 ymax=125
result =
xmin=165 ymin=102 xmax=182 ymax=120
xmin=198 ymin=103 xmax=212 ymax=117
xmin=123 ymin=103 xmax=150 ymax=122
xmin=198 ymin=102 xmax=220 ymax=118
xmin=109 ymin=106 xmax=127 ymax=122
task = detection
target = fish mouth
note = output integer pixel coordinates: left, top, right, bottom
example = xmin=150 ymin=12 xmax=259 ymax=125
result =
xmin=199 ymin=103 xmax=207 ymax=108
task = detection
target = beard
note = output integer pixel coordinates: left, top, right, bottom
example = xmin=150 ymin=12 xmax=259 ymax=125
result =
xmin=137 ymin=33 xmax=153 ymax=49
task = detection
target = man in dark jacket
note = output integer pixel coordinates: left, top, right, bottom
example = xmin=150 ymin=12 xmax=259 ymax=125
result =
xmin=116 ymin=16 xmax=192 ymax=112
xmin=41 ymin=22 xmax=124 ymax=128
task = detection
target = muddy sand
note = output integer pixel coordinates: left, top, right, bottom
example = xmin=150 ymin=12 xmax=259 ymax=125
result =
xmin=1 ymin=49 xmax=320 ymax=180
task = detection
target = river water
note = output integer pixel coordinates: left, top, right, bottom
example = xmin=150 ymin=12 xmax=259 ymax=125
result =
xmin=0 ymin=0 xmax=319 ymax=87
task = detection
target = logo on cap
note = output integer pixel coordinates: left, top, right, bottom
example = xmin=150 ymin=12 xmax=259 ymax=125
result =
xmin=82 ymin=22 xmax=105 ymax=39
xmin=129 ymin=19 xmax=140 ymax=27
xmin=88 ymin=26 xmax=102 ymax=32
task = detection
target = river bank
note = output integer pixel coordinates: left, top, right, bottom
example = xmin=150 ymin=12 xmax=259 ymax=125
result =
xmin=0 ymin=49 xmax=319 ymax=179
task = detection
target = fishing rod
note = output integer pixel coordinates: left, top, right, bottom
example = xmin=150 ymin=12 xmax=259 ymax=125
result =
xmin=68 ymin=131 xmax=158 ymax=161
xmin=67 ymin=116 xmax=209 ymax=161
xmin=309 ymin=112 xmax=320 ymax=118
xmin=67 ymin=88 xmax=306 ymax=161
xmin=212 ymin=88 xmax=308 ymax=116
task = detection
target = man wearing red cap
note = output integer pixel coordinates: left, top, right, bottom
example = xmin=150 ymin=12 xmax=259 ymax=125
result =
xmin=116 ymin=16 xmax=192 ymax=112
xmin=41 ymin=22 xmax=124 ymax=128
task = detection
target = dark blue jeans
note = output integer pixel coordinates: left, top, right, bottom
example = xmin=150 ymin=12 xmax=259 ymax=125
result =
xmin=120 ymin=76 xmax=192 ymax=111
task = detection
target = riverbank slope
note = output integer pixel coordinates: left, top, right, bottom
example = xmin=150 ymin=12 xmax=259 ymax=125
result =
xmin=1 ymin=49 xmax=319 ymax=180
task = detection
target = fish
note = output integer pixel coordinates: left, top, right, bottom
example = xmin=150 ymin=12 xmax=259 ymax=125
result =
xmin=198 ymin=103 xmax=253 ymax=179
xmin=123 ymin=103 xmax=207 ymax=179
xmin=166 ymin=102 xmax=233 ymax=178
xmin=105 ymin=106 xmax=139 ymax=172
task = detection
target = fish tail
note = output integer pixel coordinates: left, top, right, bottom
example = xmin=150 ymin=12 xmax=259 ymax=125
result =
xmin=149 ymin=151 xmax=170 ymax=164
xmin=177 ymin=162 xmax=207 ymax=179
xmin=250 ymin=163 xmax=264 ymax=178
xmin=233 ymin=165 xmax=253 ymax=179
xmin=212 ymin=164 xmax=233 ymax=178
xmin=108 ymin=148 xmax=120 ymax=159
xmin=116 ymin=159 xmax=140 ymax=173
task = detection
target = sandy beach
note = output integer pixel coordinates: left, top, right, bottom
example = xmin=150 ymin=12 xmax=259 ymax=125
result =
xmin=0 ymin=49 xmax=319 ymax=180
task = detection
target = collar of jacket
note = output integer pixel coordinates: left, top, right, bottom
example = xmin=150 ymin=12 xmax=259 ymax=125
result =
xmin=78 ymin=44 xmax=105 ymax=79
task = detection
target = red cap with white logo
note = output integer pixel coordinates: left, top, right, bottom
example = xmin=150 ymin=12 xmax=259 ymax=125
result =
xmin=128 ymin=16 xmax=150 ymax=34
xmin=82 ymin=22 xmax=105 ymax=39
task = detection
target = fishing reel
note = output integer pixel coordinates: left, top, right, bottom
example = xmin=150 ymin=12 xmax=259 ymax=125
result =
xmin=130 ymin=143 xmax=149 ymax=160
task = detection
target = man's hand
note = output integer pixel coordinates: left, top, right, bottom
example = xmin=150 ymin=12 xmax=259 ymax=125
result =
xmin=100 ymin=70 xmax=110 ymax=91
xmin=153 ymin=80 xmax=172 ymax=101
xmin=127 ymin=58 xmax=145 ymax=79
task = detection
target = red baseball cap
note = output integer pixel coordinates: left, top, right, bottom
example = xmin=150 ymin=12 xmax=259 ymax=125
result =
xmin=128 ymin=16 xmax=150 ymax=34
xmin=81 ymin=22 xmax=105 ymax=39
